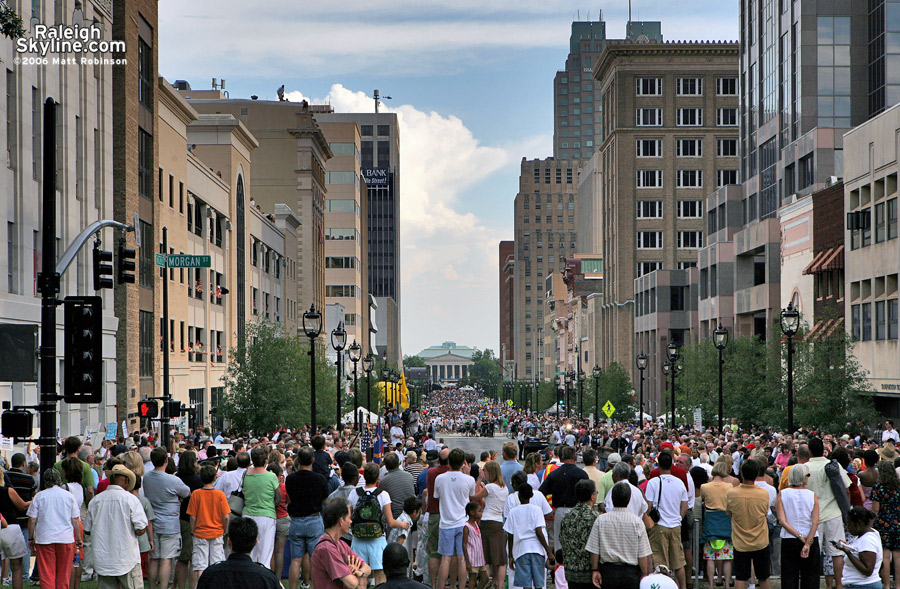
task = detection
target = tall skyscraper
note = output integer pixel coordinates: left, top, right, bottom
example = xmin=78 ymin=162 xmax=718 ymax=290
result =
xmin=553 ymin=16 xmax=662 ymax=162
xmin=316 ymin=112 xmax=401 ymax=366
xmin=498 ymin=241 xmax=515 ymax=377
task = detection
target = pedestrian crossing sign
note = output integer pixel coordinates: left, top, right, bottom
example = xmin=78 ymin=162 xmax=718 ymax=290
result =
xmin=507 ymin=399 xmax=513 ymax=407
xmin=603 ymin=400 xmax=616 ymax=418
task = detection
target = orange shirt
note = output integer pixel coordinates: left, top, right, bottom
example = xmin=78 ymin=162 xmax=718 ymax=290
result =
xmin=186 ymin=487 xmax=231 ymax=539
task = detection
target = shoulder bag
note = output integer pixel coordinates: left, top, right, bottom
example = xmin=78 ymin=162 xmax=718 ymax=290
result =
xmin=228 ymin=470 xmax=248 ymax=516
xmin=648 ymin=476 xmax=663 ymax=524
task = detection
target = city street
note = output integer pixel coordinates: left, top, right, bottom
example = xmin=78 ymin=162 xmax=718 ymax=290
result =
xmin=437 ymin=433 xmax=509 ymax=457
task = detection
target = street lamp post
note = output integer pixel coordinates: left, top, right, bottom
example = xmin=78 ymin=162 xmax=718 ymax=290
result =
xmin=348 ymin=341 xmax=361 ymax=430
xmin=564 ymin=372 xmax=572 ymax=419
xmin=592 ymin=365 xmax=601 ymax=422
xmin=713 ymin=324 xmax=729 ymax=432
xmin=662 ymin=360 xmax=671 ymax=425
xmin=578 ymin=370 xmax=585 ymax=418
xmin=302 ymin=305 xmax=323 ymax=431
xmin=780 ymin=302 xmax=800 ymax=434
xmin=331 ymin=322 xmax=347 ymax=430
xmin=636 ymin=352 xmax=648 ymax=426
xmin=666 ymin=342 xmax=681 ymax=428
xmin=363 ymin=354 xmax=374 ymax=423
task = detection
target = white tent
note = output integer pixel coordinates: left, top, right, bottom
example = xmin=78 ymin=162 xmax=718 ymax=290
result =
xmin=544 ymin=402 xmax=564 ymax=414
xmin=343 ymin=407 xmax=380 ymax=424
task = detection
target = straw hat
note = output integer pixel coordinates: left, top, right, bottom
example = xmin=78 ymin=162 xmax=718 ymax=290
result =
xmin=880 ymin=442 xmax=898 ymax=461
xmin=104 ymin=464 xmax=136 ymax=492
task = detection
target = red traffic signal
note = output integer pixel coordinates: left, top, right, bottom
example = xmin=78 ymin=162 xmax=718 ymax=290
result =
xmin=138 ymin=400 xmax=158 ymax=418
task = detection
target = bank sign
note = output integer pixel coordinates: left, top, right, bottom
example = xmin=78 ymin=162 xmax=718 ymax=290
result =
xmin=362 ymin=167 xmax=390 ymax=186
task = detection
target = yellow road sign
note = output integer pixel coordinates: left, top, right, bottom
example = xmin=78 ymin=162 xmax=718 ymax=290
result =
xmin=602 ymin=400 xmax=616 ymax=418
xmin=507 ymin=399 xmax=513 ymax=407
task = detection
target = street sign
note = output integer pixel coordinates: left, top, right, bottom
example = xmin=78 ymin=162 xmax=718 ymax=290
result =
xmin=693 ymin=408 xmax=703 ymax=429
xmin=155 ymin=254 xmax=211 ymax=268
xmin=602 ymin=400 xmax=616 ymax=419
xmin=507 ymin=399 xmax=513 ymax=407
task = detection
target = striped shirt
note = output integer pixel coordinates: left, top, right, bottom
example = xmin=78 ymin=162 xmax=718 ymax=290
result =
xmin=585 ymin=508 xmax=652 ymax=566
xmin=464 ymin=521 xmax=486 ymax=568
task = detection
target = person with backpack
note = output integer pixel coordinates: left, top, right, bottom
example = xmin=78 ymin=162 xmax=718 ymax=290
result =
xmin=806 ymin=437 xmax=851 ymax=589
xmin=349 ymin=463 xmax=411 ymax=585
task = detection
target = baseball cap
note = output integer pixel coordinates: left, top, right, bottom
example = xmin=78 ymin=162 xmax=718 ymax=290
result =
xmin=746 ymin=443 xmax=755 ymax=450
xmin=608 ymin=453 xmax=622 ymax=465
xmin=660 ymin=442 xmax=675 ymax=451
xmin=426 ymin=450 xmax=439 ymax=461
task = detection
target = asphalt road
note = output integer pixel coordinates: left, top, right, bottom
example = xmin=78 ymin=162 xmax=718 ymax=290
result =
xmin=437 ymin=433 xmax=511 ymax=458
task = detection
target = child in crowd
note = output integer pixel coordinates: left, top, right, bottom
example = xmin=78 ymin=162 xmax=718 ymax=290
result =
xmin=187 ymin=465 xmax=231 ymax=586
xmin=504 ymin=484 xmax=552 ymax=589
xmin=131 ymin=475 xmax=155 ymax=579
xmin=553 ymin=550 xmax=567 ymax=589
xmin=463 ymin=501 xmax=490 ymax=589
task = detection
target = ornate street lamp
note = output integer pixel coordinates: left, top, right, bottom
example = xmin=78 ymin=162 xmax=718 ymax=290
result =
xmin=713 ymin=324 xmax=729 ymax=432
xmin=636 ymin=352 xmax=648 ymax=425
xmin=780 ymin=301 xmax=800 ymax=433
xmin=666 ymin=342 xmax=681 ymax=428
xmin=578 ymin=369 xmax=585 ymax=418
xmin=362 ymin=354 xmax=374 ymax=422
xmin=331 ymin=322 xmax=347 ymax=429
xmin=348 ymin=340 xmax=361 ymax=430
xmin=302 ymin=305 xmax=323 ymax=430
xmin=592 ymin=365 xmax=602 ymax=422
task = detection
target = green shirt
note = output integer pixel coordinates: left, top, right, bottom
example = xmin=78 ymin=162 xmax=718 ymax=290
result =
xmin=241 ymin=472 xmax=279 ymax=519
xmin=597 ymin=470 xmax=615 ymax=501
xmin=53 ymin=458 xmax=94 ymax=491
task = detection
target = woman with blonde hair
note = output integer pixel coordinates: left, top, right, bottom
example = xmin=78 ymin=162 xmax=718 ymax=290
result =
xmin=479 ymin=460 xmax=508 ymax=589
xmin=523 ymin=452 xmax=543 ymax=490
xmin=701 ymin=461 xmax=734 ymax=588
xmin=120 ymin=451 xmax=144 ymax=477
xmin=714 ymin=454 xmax=740 ymax=486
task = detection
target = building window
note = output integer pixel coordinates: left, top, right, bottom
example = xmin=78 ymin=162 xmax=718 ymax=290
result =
xmin=717 ymin=108 xmax=738 ymax=126
xmin=888 ymin=198 xmax=898 ymax=240
xmin=677 ymin=231 xmax=703 ymax=249
xmin=676 ymin=139 xmax=702 ymax=157
xmin=138 ymin=221 xmax=153 ymax=289
xmin=361 ymin=125 xmax=373 ymax=136
xmin=138 ymin=38 xmax=152 ymax=110
xmin=861 ymin=302 xmax=872 ymax=341
xmin=635 ymin=78 xmax=662 ymax=96
xmin=138 ymin=130 xmax=152 ymax=199
xmin=877 ymin=300 xmax=886 ymax=340
xmin=876 ymin=202 xmax=886 ymax=243
xmin=533 ymin=168 xmax=540 ymax=183
xmin=716 ymin=78 xmax=738 ymax=95
xmin=717 ymin=138 xmax=738 ymax=157
xmin=676 ymin=78 xmax=703 ymax=96
xmin=852 ymin=304 xmax=860 ymax=341
xmin=637 ymin=231 xmax=663 ymax=249
xmin=717 ymin=170 xmax=739 ymax=187
xmin=6 ymin=222 xmax=16 ymax=294
xmin=377 ymin=125 xmax=390 ymax=136
xmin=670 ymin=286 xmax=686 ymax=310
xmin=637 ymin=201 xmax=663 ymax=218
xmin=677 ymin=170 xmax=703 ymax=188
xmin=676 ymin=108 xmax=703 ymax=126
xmin=637 ymin=261 xmax=663 ymax=276
xmin=636 ymin=108 xmax=662 ymax=126
xmin=678 ymin=261 xmax=697 ymax=270
xmin=890 ymin=299 xmax=899 ymax=340
xmin=637 ymin=170 xmax=663 ymax=188
xmin=677 ymin=200 xmax=703 ymax=218
xmin=636 ymin=139 xmax=662 ymax=157
xmin=139 ymin=310 xmax=153 ymax=377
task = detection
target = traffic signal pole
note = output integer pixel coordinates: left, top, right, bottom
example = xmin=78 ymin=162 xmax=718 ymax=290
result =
xmin=161 ymin=227 xmax=171 ymax=453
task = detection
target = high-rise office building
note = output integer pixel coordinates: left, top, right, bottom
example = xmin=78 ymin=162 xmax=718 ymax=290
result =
xmin=553 ymin=16 xmax=662 ymax=162
xmin=499 ymin=241 xmax=515 ymax=378
xmin=316 ymin=112 xmax=401 ymax=366
xmin=592 ymin=40 xmax=740 ymax=404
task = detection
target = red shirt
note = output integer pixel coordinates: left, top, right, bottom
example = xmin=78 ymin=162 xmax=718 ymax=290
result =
xmin=311 ymin=533 xmax=357 ymax=589
xmin=647 ymin=465 xmax=690 ymax=491
xmin=425 ymin=465 xmax=450 ymax=514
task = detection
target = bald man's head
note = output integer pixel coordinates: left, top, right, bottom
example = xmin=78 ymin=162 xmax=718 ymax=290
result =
xmin=438 ymin=448 xmax=450 ymax=465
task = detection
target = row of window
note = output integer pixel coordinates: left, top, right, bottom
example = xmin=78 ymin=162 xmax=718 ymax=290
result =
xmin=249 ymin=238 xmax=283 ymax=278
xmin=636 ymin=231 xmax=704 ymax=249
xmin=250 ymin=288 xmax=282 ymax=322
xmin=635 ymin=77 xmax=737 ymax=96
xmin=849 ymin=198 xmax=899 ymax=250
xmin=531 ymin=167 xmax=576 ymax=184
xmin=851 ymin=299 xmax=899 ymax=342
xmin=636 ymin=169 xmax=738 ymax=188
xmin=326 ymin=284 xmax=361 ymax=298
xmin=636 ymin=200 xmax=704 ymax=219
xmin=521 ymin=215 xmax=575 ymax=225
xmin=636 ymin=107 xmax=738 ymax=127
xmin=636 ymin=261 xmax=697 ymax=277
xmin=637 ymin=138 xmax=738 ymax=157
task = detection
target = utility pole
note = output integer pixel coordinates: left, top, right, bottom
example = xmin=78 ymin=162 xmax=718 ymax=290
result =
xmin=161 ymin=227 xmax=171 ymax=452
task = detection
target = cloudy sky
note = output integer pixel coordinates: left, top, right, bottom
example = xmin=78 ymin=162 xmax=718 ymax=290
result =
xmin=159 ymin=1 xmax=738 ymax=358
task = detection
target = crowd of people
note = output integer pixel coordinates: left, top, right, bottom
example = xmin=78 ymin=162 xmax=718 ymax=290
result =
xmin=5 ymin=388 xmax=900 ymax=589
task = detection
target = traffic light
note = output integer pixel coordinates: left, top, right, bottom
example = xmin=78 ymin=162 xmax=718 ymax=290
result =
xmin=117 ymin=238 xmax=136 ymax=285
xmin=137 ymin=400 xmax=158 ymax=419
xmin=92 ymin=242 xmax=113 ymax=290
xmin=163 ymin=399 xmax=182 ymax=420
xmin=63 ymin=296 xmax=103 ymax=404
xmin=1 ymin=409 xmax=32 ymax=438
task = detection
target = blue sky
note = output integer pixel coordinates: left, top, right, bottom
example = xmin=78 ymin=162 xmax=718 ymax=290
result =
xmin=159 ymin=1 xmax=738 ymax=358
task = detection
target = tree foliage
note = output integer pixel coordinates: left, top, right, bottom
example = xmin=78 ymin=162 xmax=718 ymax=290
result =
xmin=220 ymin=320 xmax=337 ymax=433
xmin=403 ymin=355 xmax=426 ymax=368
xmin=463 ymin=348 xmax=503 ymax=386
xmin=0 ymin=5 xmax=23 ymax=41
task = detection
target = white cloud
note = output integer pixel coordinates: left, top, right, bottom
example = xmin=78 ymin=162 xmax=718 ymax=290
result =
xmin=287 ymin=83 xmax=540 ymax=354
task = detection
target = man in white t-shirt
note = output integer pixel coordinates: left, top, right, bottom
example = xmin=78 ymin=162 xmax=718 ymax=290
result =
xmin=883 ymin=420 xmax=900 ymax=444
xmin=603 ymin=464 xmax=648 ymax=518
xmin=433 ymin=448 xmax=476 ymax=589
xmin=390 ymin=424 xmax=405 ymax=448
xmin=645 ymin=452 xmax=688 ymax=589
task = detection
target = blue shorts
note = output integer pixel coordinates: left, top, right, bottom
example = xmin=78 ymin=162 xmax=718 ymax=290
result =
xmin=352 ymin=536 xmax=387 ymax=571
xmin=438 ymin=526 xmax=464 ymax=557
xmin=289 ymin=515 xmax=324 ymax=559
xmin=514 ymin=553 xmax=546 ymax=589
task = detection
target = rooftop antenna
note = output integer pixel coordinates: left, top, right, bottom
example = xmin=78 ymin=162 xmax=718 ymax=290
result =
xmin=211 ymin=77 xmax=217 ymax=90
xmin=373 ymin=89 xmax=392 ymax=113
xmin=628 ymin=0 xmax=633 ymax=39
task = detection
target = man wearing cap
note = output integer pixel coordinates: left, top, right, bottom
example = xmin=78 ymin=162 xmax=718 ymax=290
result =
xmin=596 ymin=453 xmax=621 ymax=500
xmin=85 ymin=464 xmax=148 ymax=588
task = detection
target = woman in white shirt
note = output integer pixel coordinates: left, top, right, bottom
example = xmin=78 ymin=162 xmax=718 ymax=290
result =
xmin=480 ymin=461 xmax=510 ymax=588
xmin=26 ymin=469 xmax=81 ymax=589
xmin=838 ymin=506 xmax=883 ymax=589
xmin=775 ymin=463 xmax=820 ymax=589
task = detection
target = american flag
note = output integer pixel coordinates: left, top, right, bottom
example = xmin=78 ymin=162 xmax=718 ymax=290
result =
xmin=360 ymin=427 xmax=371 ymax=454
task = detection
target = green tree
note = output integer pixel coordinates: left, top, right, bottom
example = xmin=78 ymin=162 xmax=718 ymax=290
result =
xmin=467 ymin=349 xmax=503 ymax=384
xmin=0 ymin=5 xmax=23 ymax=42
xmin=595 ymin=362 xmax=635 ymax=422
xmin=403 ymin=355 xmax=426 ymax=368
xmin=220 ymin=320 xmax=336 ymax=432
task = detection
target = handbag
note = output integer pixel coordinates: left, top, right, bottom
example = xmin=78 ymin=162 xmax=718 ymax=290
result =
xmin=648 ymin=476 xmax=663 ymax=524
xmin=228 ymin=471 xmax=248 ymax=516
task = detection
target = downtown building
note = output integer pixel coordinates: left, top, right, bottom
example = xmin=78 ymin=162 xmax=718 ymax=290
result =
xmin=0 ymin=0 xmax=117 ymax=436
xmin=592 ymin=40 xmax=740 ymax=414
